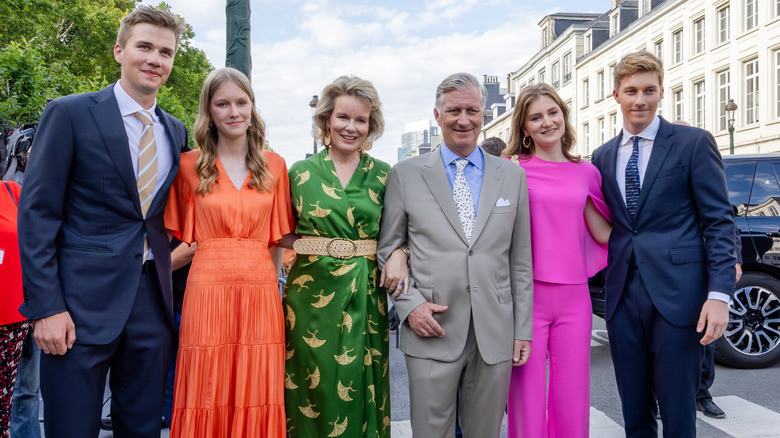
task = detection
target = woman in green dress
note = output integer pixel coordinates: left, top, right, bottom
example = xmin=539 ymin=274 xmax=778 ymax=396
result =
xmin=282 ymin=76 xmax=407 ymax=438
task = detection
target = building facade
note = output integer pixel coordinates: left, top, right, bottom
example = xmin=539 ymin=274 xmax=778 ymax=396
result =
xmin=482 ymin=0 xmax=780 ymax=158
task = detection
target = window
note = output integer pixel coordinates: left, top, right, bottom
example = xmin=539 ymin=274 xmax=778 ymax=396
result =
xmin=583 ymin=79 xmax=590 ymax=107
xmin=745 ymin=58 xmax=759 ymax=124
xmin=552 ymin=61 xmax=560 ymax=89
xmin=746 ymin=162 xmax=780 ymax=217
xmin=585 ymin=34 xmax=591 ymax=54
xmin=583 ymin=122 xmax=590 ymax=154
xmin=598 ymin=117 xmax=605 ymax=145
xmin=566 ymin=100 xmax=573 ymax=124
xmin=597 ymin=70 xmax=605 ymax=99
xmin=608 ymin=64 xmax=615 ymax=94
xmin=539 ymin=68 xmax=545 ymax=85
xmin=654 ymin=39 xmax=663 ymax=62
xmin=724 ymin=162 xmax=754 ymax=215
xmin=718 ymin=70 xmax=731 ymax=131
xmin=717 ymin=5 xmax=730 ymax=44
xmin=673 ymin=89 xmax=684 ymax=122
xmin=776 ymin=51 xmax=780 ymax=118
xmin=563 ymin=53 xmax=572 ymax=83
xmin=528 ymin=77 xmax=535 ymax=87
xmin=693 ymin=18 xmax=705 ymax=54
xmin=694 ymin=80 xmax=705 ymax=128
xmin=610 ymin=112 xmax=618 ymax=137
xmin=673 ymin=30 xmax=683 ymax=64
xmin=639 ymin=0 xmax=650 ymax=16
xmin=611 ymin=14 xmax=619 ymax=37
xmin=745 ymin=0 xmax=757 ymax=31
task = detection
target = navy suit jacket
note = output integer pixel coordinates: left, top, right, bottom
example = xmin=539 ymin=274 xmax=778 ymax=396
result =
xmin=591 ymin=117 xmax=737 ymax=326
xmin=18 ymin=84 xmax=187 ymax=344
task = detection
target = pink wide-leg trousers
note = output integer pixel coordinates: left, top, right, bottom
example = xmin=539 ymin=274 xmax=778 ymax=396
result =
xmin=507 ymin=280 xmax=593 ymax=438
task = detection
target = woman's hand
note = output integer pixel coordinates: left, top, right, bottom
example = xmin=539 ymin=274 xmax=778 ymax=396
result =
xmin=380 ymin=248 xmax=409 ymax=298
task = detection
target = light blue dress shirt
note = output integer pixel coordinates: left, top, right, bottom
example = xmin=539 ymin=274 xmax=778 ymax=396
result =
xmin=440 ymin=144 xmax=484 ymax=214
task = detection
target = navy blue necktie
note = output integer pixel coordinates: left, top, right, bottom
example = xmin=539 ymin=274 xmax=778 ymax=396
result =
xmin=625 ymin=135 xmax=640 ymax=218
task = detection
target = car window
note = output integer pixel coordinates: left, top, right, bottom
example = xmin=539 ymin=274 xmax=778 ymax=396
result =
xmin=747 ymin=161 xmax=780 ymax=216
xmin=725 ymin=161 xmax=755 ymax=217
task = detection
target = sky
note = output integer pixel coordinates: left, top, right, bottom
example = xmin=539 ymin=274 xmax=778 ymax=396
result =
xmin=142 ymin=0 xmax=605 ymax=164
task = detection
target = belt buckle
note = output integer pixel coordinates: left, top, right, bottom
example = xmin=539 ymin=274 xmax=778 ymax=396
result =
xmin=326 ymin=238 xmax=357 ymax=260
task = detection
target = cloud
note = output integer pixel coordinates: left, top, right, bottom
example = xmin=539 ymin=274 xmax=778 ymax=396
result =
xmin=145 ymin=0 xmax=543 ymax=164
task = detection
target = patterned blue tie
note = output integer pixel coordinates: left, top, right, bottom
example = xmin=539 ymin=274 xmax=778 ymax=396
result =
xmin=453 ymin=158 xmax=475 ymax=242
xmin=625 ymin=135 xmax=640 ymax=218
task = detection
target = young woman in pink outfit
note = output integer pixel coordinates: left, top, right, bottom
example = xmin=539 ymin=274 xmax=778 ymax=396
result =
xmin=503 ymin=84 xmax=612 ymax=438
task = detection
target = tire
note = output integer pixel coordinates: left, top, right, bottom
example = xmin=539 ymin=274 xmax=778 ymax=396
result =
xmin=714 ymin=271 xmax=780 ymax=368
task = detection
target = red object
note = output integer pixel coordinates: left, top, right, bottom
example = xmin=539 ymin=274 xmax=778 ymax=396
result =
xmin=0 ymin=181 xmax=25 ymax=325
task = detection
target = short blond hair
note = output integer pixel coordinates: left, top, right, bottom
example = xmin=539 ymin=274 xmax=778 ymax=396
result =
xmin=613 ymin=51 xmax=664 ymax=91
xmin=116 ymin=5 xmax=187 ymax=51
xmin=313 ymin=76 xmax=385 ymax=151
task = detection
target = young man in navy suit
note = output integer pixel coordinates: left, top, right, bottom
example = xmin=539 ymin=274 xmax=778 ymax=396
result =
xmin=17 ymin=6 xmax=188 ymax=437
xmin=591 ymin=52 xmax=737 ymax=437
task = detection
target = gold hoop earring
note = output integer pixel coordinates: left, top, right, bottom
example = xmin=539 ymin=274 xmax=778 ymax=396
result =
xmin=323 ymin=131 xmax=331 ymax=147
xmin=522 ymin=136 xmax=531 ymax=148
xmin=209 ymin=120 xmax=214 ymax=128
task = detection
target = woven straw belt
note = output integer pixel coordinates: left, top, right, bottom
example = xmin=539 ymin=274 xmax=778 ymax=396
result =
xmin=293 ymin=237 xmax=377 ymax=260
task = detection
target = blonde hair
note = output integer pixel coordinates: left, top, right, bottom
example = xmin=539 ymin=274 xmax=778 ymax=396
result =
xmin=193 ymin=68 xmax=272 ymax=195
xmin=503 ymin=83 xmax=579 ymax=162
xmin=116 ymin=5 xmax=187 ymax=51
xmin=613 ymin=51 xmax=664 ymax=91
xmin=313 ymin=76 xmax=384 ymax=151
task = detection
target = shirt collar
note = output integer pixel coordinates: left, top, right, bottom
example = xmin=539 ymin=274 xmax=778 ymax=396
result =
xmin=113 ymin=80 xmax=159 ymax=122
xmin=620 ymin=115 xmax=660 ymax=147
xmin=440 ymin=143 xmax=484 ymax=170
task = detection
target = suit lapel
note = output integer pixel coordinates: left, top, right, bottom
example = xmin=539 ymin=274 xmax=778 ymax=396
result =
xmin=422 ymin=151 xmax=469 ymax=245
xmin=90 ymin=85 xmax=142 ymax=216
xmin=147 ymin=109 xmax=182 ymax=215
xmin=470 ymin=152 xmax=502 ymax=245
xmin=636 ymin=118 xmax=673 ymax=217
xmin=601 ymin=134 xmax=632 ymax=223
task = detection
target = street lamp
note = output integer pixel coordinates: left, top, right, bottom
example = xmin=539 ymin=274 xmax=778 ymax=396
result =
xmin=725 ymin=98 xmax=738 ymax=155
xmin=309 ymin=95 xmax=319 ymax=155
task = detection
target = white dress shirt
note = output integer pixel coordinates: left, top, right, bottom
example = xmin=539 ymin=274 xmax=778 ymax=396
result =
xmin=113 ymin=80 xmax=174 ymax=260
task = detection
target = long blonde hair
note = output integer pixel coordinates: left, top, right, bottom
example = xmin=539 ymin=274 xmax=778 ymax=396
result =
xmin=502 ymin=83 xmax=579 ymax=162
xmin=193 ymin=68 xmax=272 ymax=195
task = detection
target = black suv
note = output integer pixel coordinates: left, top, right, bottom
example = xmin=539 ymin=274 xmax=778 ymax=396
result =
xmin=590 ymin=154 xmax=780 ymax=369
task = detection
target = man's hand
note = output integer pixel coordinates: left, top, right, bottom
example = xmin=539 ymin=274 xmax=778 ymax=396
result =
xmin=34 ymin=311 xmax=76 ymax=355
xmin=697 ymin=299 xmax=729 ymax=345
xmin=407 ymin=302 xmax=448 ymax=338
xmin=380 ymin=248 xmax=409 ymax=298
xmin=735 ymin=263 xmax=742 ymax=282
xmin=512 ymin=340 xmax=531 ymax=366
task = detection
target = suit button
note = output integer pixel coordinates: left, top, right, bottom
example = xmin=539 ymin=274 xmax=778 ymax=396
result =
xmin=466 ymin=286 xmax=471 ymax=293
xmin=468 ymin=250 xmax=473 ymax=256
xmin=633 ymin=230 xmax=639 ymax=235
xmin=135 ymin=254 xmax=142 ymax=260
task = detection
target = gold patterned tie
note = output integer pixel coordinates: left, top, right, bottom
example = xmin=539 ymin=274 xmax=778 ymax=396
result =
xmin=134 ymin=110 xmax=157 ymax=262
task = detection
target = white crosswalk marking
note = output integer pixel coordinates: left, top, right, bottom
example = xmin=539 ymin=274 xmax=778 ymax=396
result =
xmin=390 ymin=396 xmax=780 ymax=437
xmin=589 ymin=407 xmax=625 ymax=437
xmin=700 ymin=396 xmax=780 ymax=437
xmin=591 ymin=329 xmax=610 ymax=347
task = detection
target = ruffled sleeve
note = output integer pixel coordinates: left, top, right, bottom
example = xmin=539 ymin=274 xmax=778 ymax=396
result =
xmin=585 ymin=162 xmax=610 ymax=277
xmin=165 ymin=151 xmax=198 ymax=244
xmin=265 ymin=150 xmax=295 ymax=244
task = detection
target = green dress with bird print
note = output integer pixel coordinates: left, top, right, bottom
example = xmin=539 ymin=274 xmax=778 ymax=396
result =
xmin=283 ymin=150 xmax=391 ymax=438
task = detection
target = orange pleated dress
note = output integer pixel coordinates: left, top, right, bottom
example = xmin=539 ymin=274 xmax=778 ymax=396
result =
xmin=165 ymin=150 xmax=295 ymax=438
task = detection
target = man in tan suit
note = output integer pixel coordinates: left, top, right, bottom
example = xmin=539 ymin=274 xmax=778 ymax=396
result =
xmin=377 ymin=73 xmax=533 ymax=437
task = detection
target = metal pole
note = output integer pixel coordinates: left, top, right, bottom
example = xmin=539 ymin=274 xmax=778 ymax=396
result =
xmin=729 ymin=125 xmax=735 ymax=155
xmin=226 ymin=0 xmax=251 ymax=78
xmin=310 ymin=95 xmax=319 ymax=155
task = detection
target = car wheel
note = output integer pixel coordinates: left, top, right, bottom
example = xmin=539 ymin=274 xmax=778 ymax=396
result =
xmin=715 ymin=271 xmax=780 ymax=368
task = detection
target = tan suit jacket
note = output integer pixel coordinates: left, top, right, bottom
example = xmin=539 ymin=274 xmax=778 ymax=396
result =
xmin=378 ymin=148 xmax=533 ymax=365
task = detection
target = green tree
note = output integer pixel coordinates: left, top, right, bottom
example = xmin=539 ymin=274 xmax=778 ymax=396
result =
xmin=0 ymin=0 xmax=212 ymax=134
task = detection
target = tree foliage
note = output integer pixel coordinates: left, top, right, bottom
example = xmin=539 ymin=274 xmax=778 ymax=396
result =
xmin=0 ymin=0 xmax=213 ymax=132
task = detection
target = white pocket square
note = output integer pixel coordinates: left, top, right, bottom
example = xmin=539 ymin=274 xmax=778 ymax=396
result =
xmin=496 ymin=198 xmax=511 ymax=207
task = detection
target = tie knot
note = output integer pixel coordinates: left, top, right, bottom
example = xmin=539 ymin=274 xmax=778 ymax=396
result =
xmin=134 ymin=110 xmax=153 ymax=126
xmin=454 ymin=158 xmax=469 ymax=171
xmin=631 ymin=135 xmax=640 ymax=147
